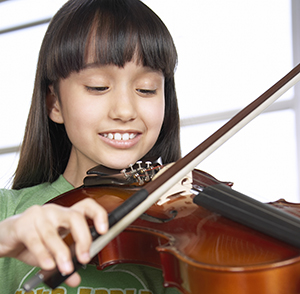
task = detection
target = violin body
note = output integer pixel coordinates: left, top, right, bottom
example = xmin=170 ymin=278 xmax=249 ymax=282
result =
xmin=48 ymin=169 xmax=300 ymax=294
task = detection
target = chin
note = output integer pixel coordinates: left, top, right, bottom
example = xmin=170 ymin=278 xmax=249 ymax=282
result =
xmin=104 ymin=156 xmax=143 ymax=171
xmin=100 ymin=160 xmax=133 ymax=171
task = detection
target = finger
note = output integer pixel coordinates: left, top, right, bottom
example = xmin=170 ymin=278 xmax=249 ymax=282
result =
xmin=35 ymin=209 xmax=79 ymax=274
xmin=16 ymin=229 xmax=56 ymax=269
xmin=0 ymin=214 xmax=52 ymax=269
xmin=67 ymin=199 xmax=109 ymax=264
xmin=36 ymin=202 xmax=101 ymax=270
xmin=71 ymin=198 xmax=109 ymax=234
xmin=64 ymin=272 xmax=81 ymax=287
xmin=60 ymin=209 xmax=93 ymax=265
xmin=26 ymin=203 xmax=96 ymax=273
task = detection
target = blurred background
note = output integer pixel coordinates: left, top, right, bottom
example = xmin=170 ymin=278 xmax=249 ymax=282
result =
xmin=0 ymin=0 xmax=299 ymax=202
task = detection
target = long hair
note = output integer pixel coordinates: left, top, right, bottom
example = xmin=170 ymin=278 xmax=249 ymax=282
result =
xmin=13 ymin=0 xmax=181 ymax=189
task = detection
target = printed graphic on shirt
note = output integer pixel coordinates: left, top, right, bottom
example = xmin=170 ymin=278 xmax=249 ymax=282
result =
xmin=14 ymin=264 xmax=159 ymax=294
xmin=15 ymin=287 xmax=153 ymax=294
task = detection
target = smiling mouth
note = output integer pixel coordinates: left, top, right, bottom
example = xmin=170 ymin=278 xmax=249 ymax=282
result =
xmin=101 ymin=132 xmax=138 ymax=141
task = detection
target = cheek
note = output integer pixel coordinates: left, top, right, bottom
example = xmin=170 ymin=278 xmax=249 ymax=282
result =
xmin=61 ymin=102 xmax=97 ymax=142
xmin=145 ymin=99 xmax=165 ymax=134
xmin=157 ymin=98 xmax=165 ymax=127
xmin=156 ymin=107 xmax=165 ymax=131
xmin=64 ymin=97 xmax=99 ymax=124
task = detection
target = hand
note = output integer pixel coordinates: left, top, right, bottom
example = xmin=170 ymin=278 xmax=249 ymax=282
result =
xmin=0 ymin=198 xmax=108 ymax=287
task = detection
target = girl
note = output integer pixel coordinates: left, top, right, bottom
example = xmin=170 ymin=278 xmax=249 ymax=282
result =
xmin=0 ymin=0 xmax=181 ymax=293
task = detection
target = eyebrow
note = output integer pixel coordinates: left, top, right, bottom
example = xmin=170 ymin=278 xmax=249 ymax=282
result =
xmin=83 ymin=62 xmax=163 ymax=75
xmin=83 ymin=62 xmax=103 ymax=69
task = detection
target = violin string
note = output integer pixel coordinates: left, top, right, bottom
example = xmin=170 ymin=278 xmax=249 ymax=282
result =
xmin=192 ymin=173 xmax=300 ymax=227
xmin=191 ymin=171 xmax=300 ymax=248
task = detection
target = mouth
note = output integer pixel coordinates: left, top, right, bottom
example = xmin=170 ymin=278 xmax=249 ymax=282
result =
xmin=101 ymin=132 xmax=138 ymax=141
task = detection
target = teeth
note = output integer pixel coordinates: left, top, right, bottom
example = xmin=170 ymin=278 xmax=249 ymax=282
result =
xmin=114 ymin=133 xmax=122 ymax=140
xmin=122 ymin=133 xmax=129 ymax=140
xmin=103 ymin=133 xmax=137 ymax=140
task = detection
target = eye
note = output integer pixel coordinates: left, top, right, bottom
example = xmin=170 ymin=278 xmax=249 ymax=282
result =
xmin=86 ymin=86 xmax=109 ymax=92
xmin=136 ymin=89 xmax=157 ymax=95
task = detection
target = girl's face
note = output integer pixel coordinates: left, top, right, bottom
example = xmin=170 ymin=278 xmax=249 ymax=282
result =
xmin=48 ymin=61 xmax=165 ymax=185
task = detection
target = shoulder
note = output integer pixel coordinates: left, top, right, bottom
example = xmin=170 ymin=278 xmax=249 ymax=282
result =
xmin=0 ymin=175 xmax=74 ymax=220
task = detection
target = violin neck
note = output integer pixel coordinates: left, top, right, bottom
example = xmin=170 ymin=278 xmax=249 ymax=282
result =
xmin=193 ymin=183 xmax=300 ymax=248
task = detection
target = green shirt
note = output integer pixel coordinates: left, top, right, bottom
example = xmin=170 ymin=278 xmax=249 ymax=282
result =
xmin=0 ymin=176 xmax=180 ymax=294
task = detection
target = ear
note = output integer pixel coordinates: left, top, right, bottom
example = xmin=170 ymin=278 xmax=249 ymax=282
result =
xmin=46 ymin=85 xmax=64 ymax=124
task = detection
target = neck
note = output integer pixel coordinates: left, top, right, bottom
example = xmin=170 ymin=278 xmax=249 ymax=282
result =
xmin=63 ymin=148 xmax=96 ymax=187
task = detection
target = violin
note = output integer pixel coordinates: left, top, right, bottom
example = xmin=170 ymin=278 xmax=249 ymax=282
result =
xmin=23 ymin=64 xmax=300 ymax=294
xmin=26 ymin=162 xmax=300 ymax=294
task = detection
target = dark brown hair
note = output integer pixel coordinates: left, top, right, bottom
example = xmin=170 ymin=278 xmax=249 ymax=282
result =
xmin=13 ymin=0 xmax=181 ymax=189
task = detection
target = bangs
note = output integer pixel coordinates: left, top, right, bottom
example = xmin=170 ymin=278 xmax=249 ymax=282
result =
xmin=44 ymin=0 xmax=177 ymax=83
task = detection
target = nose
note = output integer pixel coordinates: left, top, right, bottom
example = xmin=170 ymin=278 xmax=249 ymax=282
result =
xmin=109 ymin=88 xmax=138 ymax=122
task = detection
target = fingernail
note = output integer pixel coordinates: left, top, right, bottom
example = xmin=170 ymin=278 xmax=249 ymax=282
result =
xmin=62 ymin=260 xmax=73 ymax=273
xmin=100 ymin=223 xmax=108 ymax=233
xmin=81 ymin=252 xmax=90 ymax=263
